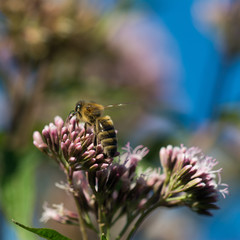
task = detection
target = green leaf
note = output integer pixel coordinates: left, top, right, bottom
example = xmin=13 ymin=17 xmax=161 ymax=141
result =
xmin=12 ymin=220 xmax=71 ymax=240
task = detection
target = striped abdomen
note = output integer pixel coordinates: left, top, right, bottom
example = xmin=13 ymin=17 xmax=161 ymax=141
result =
xmin=97 ymin=116 xmax=117 ymax=157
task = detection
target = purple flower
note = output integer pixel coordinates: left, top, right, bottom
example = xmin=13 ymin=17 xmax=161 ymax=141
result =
xmin=37 ymin=134 xmax=228 ymax=239
xmin=33 ymin=116 xmax=112 ymax=171
xmin=33 ymin=131 xmax=48 ymax=152
xmin=105 ymin=144 xmax=164 ymax=211
xmin=159 ymin=145 xmax=228 ymax=215
xmin=121 ymin=142 xmax=149 ymax=179
xmin=73 ymin=143 xmax=165 ymax=223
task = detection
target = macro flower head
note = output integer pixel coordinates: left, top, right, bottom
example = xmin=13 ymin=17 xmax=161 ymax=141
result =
xmin=32 ymin=115 xmax=229 ymax=240
xmin=33 ymin=115 xmax=112 ymax=171
xmin=160 ymin=145 xmax=229 ymax=215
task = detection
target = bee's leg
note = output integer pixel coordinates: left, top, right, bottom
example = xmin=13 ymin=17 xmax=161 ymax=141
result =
xmin=84 ymin=122 xmax=87 ymax=136
xmin=95 ymin=120 xmax=101 ymax=146
xmin=84 ymin=122 xmax=91 ymax=136
xmin=93 ymin=123 xmax=98 ymax=146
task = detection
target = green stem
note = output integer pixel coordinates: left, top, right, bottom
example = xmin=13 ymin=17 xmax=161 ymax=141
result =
xmin=98 ymin=202 xmax=110 ymax=239
xmin=68 ymin=172 xmax=88 ymax=240
xmin=73 ymin=195 xmax=88 ymax=240
xmin=87 ymin=172 xmax=109 ymax=239
xmin=165 ymin=195 xmax=187 ymax=203
xmin=98 ymin=203 xmax=104 ymax=238
xmin=161 ymin=171 xmax=169 ymax=195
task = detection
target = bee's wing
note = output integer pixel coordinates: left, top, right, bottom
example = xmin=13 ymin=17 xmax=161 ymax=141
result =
xmin=104 ymin=103 xmax=128 ymax=109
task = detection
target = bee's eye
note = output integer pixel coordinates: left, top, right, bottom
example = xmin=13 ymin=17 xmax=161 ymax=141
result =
xmin=75 ymin=104 xmax=81 ymax=112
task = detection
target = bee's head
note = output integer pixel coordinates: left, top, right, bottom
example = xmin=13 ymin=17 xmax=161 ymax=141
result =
xmin=75 ymin=100 xmax=85 ymax=119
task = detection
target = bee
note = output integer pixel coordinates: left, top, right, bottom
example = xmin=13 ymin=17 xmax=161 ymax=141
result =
xmin=70 ymin=100 xmax=125 ymax=158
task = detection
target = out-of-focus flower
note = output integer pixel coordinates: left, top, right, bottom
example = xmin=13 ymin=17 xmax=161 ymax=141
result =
xmin=106 ymin=13 xmax=178 ymax=86
xmin=40 ymin=202 xmax=78 ymax=225
xmin=160 ymin=145 xmax=229 ymax=215
xmin=0 ymin=0 xmax=102 ymax=61
xmin=193 ymin=0 xmax=240 ymax=57
xmin=77 ymin=12 xmax=182 ymax=104
xmin=33 ymin=116 xmax=112 ymax=171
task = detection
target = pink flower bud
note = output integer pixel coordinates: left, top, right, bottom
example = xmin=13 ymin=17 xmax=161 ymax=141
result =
xmin=33 ymin=131 xmax=44 ymax=145
xmin=61 ymin=142 xmax=68 ymax=159
xmin=89 ymin=164 xmax=99 ymax=171
xmin=61 ymin=127 xmax=68 ymax=137
xmin=54 ymin=116 xmax=64 ymax=131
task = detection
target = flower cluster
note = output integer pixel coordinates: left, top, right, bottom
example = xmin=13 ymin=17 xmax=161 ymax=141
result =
xmin=33 ymin=116 xmax=112 ymax=171
xmin=87 ymin=143 xmax=165 ymax=221
xmin=160 ymin=145 xmax=228 ymax=215
xmin=41 ymin=142 xmax=165 ymax=232
xmin=33 ymin=116 xmax=228 ymax=240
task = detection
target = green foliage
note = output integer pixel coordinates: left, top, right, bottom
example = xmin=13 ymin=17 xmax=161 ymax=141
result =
xmin=1 ymin=151 xmax=38 ymax=240
xmin=12 ymin=220 xmax=71 ymax=240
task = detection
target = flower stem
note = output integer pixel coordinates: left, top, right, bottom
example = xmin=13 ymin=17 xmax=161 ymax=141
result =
xmin=98 ymin=201 xmax=110 ymax=239
xmin=165 ymin=195 xmax=186 ymax=203
xmin=98 ymin=203 xmax=104 ymax=238
xmin=68 ymin=172 xmax=88 ymax=240
xmin=73 ymin=195 xmax=88 ymax=240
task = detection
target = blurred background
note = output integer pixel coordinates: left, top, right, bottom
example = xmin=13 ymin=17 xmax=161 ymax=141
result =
xmin=0 ymin=0 xmax=240 ymax=239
